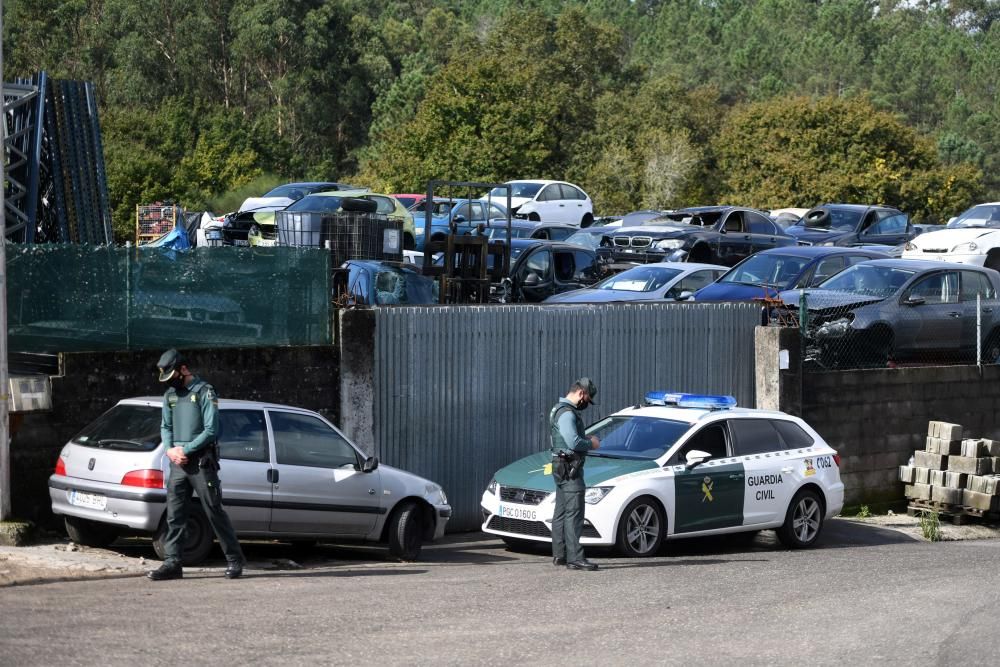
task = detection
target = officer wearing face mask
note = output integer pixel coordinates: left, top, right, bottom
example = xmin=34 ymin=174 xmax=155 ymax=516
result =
xmin=550 ymin=377 xmax=600 ymax=571
xmin=147 ymin=349 xmax=245 ymax=581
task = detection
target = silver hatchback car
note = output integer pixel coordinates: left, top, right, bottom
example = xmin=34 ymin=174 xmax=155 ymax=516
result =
xmin=49 ymin=397 xmax=451 ymax=564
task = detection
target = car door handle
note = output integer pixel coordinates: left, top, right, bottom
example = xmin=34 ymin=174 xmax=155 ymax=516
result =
xmin=982 ymin=308 xmax=994 ymax=313
xmin=947 ymin=312 xmax=961 ymax=318
xmin=781 ymin=467 xmax=793 ymax=474
xmin=267 ymin=469 xmax=279 ymax=483
xmin=729 ymin=473 xmax=744 ymax=480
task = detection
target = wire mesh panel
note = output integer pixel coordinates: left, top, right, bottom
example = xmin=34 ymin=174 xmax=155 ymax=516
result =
xmin=275 ymin=211 xmax=403 ymax=265
xmin=7 ymin=244 xmax=331 ymax=353
xmin=136 ymin=205 xmax=181 ymax=245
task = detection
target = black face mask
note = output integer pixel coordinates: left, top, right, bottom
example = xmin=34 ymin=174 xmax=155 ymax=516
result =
xmin=576 ymin=397 xmax=590 ymax=410
xmin=167 ymin=375 xmax=186 ymax=390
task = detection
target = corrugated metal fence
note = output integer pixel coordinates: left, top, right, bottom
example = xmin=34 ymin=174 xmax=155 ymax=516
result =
xmin=372 ymin=302 xmax=762 ymax=531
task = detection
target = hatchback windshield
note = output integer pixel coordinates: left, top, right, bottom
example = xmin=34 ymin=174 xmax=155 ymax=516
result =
xmin=584 ymin=416 xmax=691 ymax=460
xmin=285 ymin=194 xmax=345 ymax=212
xmin=722 ymin=254 xmax=808 ymax=288
xmin=800 ymin=208 xmax=862 ymax=231
xmin=491 ymin=183 xmax=543 ymax=199
xmin=565 ymin=231 xmax=600 ymax=249
xmin=947 ymin=204 xmax=1000 ymax=228
xmin=72 ymin=404 xmax=162 ymax=452
xmin=594 ymin=266 xmax=682 ymax=292
xmin=818 ymin=264 xmax=915 ymax=297
xmin=372 ymin=269 xmax=437 ymax=305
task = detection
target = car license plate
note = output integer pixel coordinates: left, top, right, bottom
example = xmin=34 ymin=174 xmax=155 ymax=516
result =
xmin=234 ymin=239 xmax=250 ymax=247
xmin=498 ymin=504 xmax=537 ymax=521
xmin=206 ymin=230 xmax=223 ymax=240
xmin=255 ymin=239 xmax=276 ymax=247
xmin=70 ymin=490 xmax=107 ymax=511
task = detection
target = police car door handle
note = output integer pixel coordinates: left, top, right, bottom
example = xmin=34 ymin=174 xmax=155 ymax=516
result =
xmin=781 ymin=467 xmax=793 ymax=474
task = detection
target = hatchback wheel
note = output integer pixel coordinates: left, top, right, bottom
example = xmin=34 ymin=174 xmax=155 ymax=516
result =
xmin=64 ymin=516 xmax=120 ymax=548
xmin=616 ymin=497 xmax=665 ymax=557
xmin=388 ymin=501 xmax=424 ymax=561
xmin=776 ymin=489 xmax=824 ymax=548
xmin=153 ymin=511 xmax=214 ymax=565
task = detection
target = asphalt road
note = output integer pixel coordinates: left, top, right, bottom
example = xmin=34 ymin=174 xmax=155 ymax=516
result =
xmin=2 ymin=519 xmax=999 ymax=666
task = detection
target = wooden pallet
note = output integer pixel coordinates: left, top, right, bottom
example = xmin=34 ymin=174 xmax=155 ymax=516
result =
xmin=906 ymin=499 xmax=1000 ymax=525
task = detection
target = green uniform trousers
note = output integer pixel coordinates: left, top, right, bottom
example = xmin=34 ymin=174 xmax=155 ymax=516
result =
xmin=163 ymin=461 xmax=244 ymax=566
xmin=551 ymin=475 xmax=586 ymax=563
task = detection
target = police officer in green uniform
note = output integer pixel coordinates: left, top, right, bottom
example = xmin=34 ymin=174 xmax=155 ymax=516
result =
xmin=147 ymin=349 xmax=246 ymax=581
xmin=550 ymin=377 xmax=600 ymax=572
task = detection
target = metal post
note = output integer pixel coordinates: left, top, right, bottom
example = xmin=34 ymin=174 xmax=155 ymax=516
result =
xmin=0 ymin=0 xmax=13 ymax=520
xmin=977 ymin=292 xmax=982 ymax=368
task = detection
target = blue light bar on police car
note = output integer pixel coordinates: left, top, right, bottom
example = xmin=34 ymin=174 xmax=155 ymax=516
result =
xmin=644 ymin=392 xmax=737 ymax=410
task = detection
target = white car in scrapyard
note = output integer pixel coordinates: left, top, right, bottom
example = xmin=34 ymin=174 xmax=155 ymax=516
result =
xmin=50 ymin=397 xmax=451 ymax=564
xmin=481 ymin=392 xmax=844 ymax=556
xmin=902 ymin=202 xmax=1000 ymax=270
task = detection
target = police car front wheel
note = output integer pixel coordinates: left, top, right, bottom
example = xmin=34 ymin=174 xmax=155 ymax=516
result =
xmin=777 ymin=489 xmax=824 ymax=549
xmin=616 ymin=497 xmax=665 ymax=557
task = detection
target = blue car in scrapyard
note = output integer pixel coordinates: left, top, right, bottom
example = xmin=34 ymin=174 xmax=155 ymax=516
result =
xmin=693 ymin=246 xmax=889 ymax=302
xmin=413 ymin=198 xmax=509 ymax=252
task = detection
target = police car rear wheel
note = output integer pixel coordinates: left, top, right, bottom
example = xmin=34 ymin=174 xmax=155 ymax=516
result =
xmin=616 ymin=497 xmax=665 ymax=557
xmin=777 ymin=489 xmax=824 ymax=548
xmin=388 ymin=501 xmax=424 ymax=561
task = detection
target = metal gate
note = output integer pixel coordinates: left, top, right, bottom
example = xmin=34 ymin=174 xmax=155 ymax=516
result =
xmin=372 ymin=302 xmax=761 ymax=530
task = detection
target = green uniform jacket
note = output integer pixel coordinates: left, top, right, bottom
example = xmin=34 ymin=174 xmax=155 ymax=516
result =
xmin=161 ymin=376 xmax=218 ymax=456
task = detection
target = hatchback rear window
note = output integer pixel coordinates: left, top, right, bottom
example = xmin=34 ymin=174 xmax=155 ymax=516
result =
xmin=72 ymin=404 xmax=162 ymax=452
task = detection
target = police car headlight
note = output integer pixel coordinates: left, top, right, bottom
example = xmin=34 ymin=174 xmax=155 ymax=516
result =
xmin=584 ymin=486 xmax=613 ymax=504
xmin=486 ymin=478 xmax=498 ymax=495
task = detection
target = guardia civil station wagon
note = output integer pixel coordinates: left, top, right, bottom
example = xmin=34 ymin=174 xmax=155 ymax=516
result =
xmin=481 ymin=393 xmax=844 ymax=556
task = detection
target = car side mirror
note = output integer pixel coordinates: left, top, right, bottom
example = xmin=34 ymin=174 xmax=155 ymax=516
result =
xmin=677 ymin=290 xmax=694 ymax=301
xmin=903 ymin=295 xmax=925 ymax=306
xmin=361 ymin=456 xmax=379 ymax=473
xmin=685 ymin=449 xmax=711 ymax=470
xmin=523 ymin=272 xmax=541 ymax=286
xmin=453 ymin=215 xmax=466 ymax=224
xmin=719 ymin=228 xmax=727 ymax=235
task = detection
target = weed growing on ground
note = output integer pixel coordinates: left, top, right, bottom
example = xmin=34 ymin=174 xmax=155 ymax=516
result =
xmin=920 ymin=510 xmax=941 ymax=541
xmin=857 ymin=505 xmax=871 ymax=519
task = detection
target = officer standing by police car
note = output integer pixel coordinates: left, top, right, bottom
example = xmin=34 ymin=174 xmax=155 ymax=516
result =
xmin=550 ymin=377 xmax=600 ymax=571
xmin=147 ymin=349 xmax=246 ymax=581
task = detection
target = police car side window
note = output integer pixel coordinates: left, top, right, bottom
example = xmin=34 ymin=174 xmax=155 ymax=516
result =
xmin=771 ymin=420 xmax=814 ymax=448
xmin=270 ymin=412 xmax=359 ymax=469
xmin=218 ymin=410 xmax=268 ymax=463
xmin=729 ymin=419 xmax=783 ymax=456
xmin=669 ymin=423 xmax=729 ymax=464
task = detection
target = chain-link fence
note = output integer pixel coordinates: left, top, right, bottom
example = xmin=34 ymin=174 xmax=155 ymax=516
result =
xmin=769 ymin=286 xmax=1000 ymax=371
xmin=7 ymin=244 xmax=331 ymax=353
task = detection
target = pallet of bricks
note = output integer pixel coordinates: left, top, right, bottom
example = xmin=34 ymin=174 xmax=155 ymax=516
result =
xmin=898 ymin=421 xmax=1000 ymax=524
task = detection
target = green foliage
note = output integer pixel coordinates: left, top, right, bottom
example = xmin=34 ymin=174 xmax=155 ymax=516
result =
xmin=919 ymin=510 xmax=942 ymax=542
xmin=713 ymin=96 xmax=983 ymax=221
xmin=856 ymin=505 xmax=871 ymax=519
xmin=6 ymin=0 xmax=999 ymax=239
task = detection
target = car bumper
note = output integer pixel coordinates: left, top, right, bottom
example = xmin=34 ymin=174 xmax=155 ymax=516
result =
xmin=479 ymin=490 xmax=616 ymax=546
xmin=433 ymin=504 xmax=451 ymax=540
xmin=901 ymin=251 xmax=988 ymax=266
xmin=49 ymin=475 xmax=165 ymax=532
xmin=825 ymin=481 xmax=845 ymax=519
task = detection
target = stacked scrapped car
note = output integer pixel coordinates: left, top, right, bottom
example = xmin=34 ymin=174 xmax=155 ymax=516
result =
xmin=609 ymin=206 xmax=796 ymax=267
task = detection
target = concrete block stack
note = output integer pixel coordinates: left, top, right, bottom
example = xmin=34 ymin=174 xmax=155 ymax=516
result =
xmin=899 ymin=421 xmax=1000 ymax=518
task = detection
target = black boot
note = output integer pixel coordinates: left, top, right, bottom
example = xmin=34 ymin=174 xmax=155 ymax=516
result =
xmin=147 ymin=562 xmax=183 ymax=581
xmin=224 ymin=561 xmax=244 ymax=579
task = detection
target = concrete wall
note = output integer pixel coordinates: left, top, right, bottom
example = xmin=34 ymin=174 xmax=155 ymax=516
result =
xmin=12 ymin=346 xmax=339 ymax=526
xmin=755 ymin=326 xmax=1000 ymax=508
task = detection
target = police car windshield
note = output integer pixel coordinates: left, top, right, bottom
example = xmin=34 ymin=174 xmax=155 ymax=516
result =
xmin=72 ymin=404 xmax=162 ymax=451
xmin=586 ymin=416 xmax=690 ymax=460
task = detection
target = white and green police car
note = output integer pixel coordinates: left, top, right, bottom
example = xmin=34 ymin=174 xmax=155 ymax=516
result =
xmin=481 ymin=392 xmax=844 ymax=556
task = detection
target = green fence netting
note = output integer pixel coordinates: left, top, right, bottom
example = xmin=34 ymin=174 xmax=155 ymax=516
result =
xmin=7 ymin=245 xmax=331 ymax=353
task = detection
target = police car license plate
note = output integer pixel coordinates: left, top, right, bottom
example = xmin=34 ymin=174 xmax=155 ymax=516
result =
xmin=498 ymin=504 xmax=537 ymax=521
xmin=70 ymin=490 xmax=107 ymax=511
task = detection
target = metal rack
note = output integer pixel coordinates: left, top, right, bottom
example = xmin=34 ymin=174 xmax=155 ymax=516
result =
xmin=136 ymin=205 xmax=181 ymax=245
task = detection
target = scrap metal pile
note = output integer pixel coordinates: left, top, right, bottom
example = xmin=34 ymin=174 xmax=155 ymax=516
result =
xmin=3 ymin=71 xmax=113 ymax=244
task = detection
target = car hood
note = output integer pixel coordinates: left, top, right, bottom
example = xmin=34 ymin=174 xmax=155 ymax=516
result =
xmin=695 ymin=283 xmax=781 ymax=302
xmin=908 ymin=227 xmax=1000 ymax=249
xmin=777 ymin=289 xmax=885 ymax=310
xmin=507 ymin=196 xmax=532 ymax=210
xmin=544 ymin=289 xmax=660 ymax=303
xmin=239 ymin=196 xmax=293 ymax=213
xmin=616 ymin=224 xmax=691 ymax=236
xmin=785 ymin=227 xmax=852 ymax=244
xmin=493 ymin=450 xmax=659 ymax=491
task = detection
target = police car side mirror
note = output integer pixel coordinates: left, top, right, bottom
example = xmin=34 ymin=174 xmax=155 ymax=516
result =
xmin=684 ymin=450 xmax=711 ymax=470
xmin=361 ymin=456 xmax=379 ymax=473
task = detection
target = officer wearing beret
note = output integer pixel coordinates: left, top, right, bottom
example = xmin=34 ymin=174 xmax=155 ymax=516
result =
xmin=147 ymin=349 xmax=245 ymax=581
xmin=550 ymin=377 xmax=601 ymax=571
